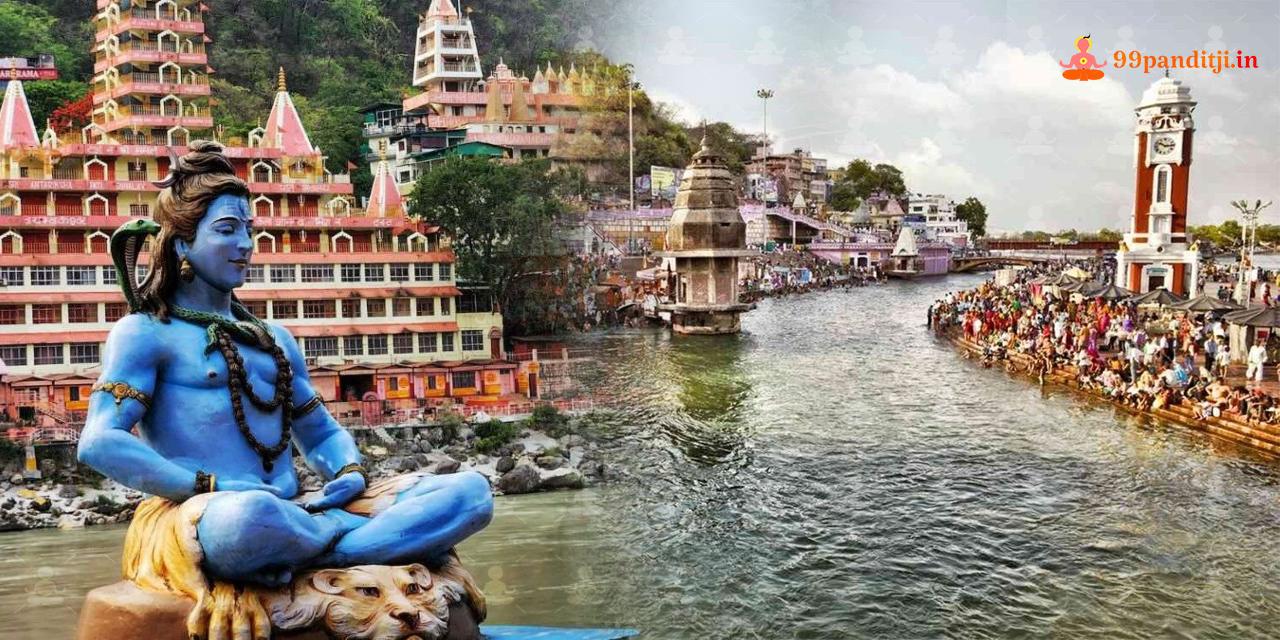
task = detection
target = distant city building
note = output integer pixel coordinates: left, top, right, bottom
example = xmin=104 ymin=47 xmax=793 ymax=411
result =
xmin=860 ymin=191 xmax=909 ymax=232
xmin=907 ymin=192 xmax=970 ymax=249
xmin=745 ymin=147 xmax=831 ymax=205
xmin=364 ymin=0 xmax=603 ymax=191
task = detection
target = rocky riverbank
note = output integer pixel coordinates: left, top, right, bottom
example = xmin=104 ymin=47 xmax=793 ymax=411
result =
xmin=0 ymin=407 xmax=618 ymax=532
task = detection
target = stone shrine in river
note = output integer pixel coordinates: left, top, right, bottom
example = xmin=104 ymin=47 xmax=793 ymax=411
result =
xmin=657 ymin=137 xmax=755 ymax=334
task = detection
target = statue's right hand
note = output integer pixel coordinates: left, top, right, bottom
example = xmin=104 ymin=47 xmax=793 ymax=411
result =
xmin=216 ymin=479 xmax=288 ymax=498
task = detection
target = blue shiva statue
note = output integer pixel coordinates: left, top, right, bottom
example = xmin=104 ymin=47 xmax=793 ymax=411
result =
xmin=76 ymin=141 xmax=493 ymax=640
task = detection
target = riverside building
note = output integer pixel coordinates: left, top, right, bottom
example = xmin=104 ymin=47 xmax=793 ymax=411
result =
xmin=363 ymin=0 xmax=601 ymax=189
xmin=0 ymin=0 xmax=517 ymax=431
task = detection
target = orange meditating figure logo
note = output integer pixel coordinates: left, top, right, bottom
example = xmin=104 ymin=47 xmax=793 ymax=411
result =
xmin=1059 ymin=34 xmax=1106 ymax=80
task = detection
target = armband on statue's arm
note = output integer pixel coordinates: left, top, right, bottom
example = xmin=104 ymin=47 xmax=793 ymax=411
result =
xmin=92 ymin=381 xmax=152 ymax=410
xmin=291 ymin=395 xmax=323 ymax=419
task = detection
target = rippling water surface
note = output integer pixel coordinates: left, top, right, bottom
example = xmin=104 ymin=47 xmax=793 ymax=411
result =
xmin=4 ymin=275 xmax=1280 ymax=639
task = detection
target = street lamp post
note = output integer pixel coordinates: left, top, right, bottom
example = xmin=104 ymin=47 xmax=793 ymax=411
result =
xmin=756 ymin=88 xmax=773 ymax=155
xmin=1231 ymin=199 xmax=1273 ymax=308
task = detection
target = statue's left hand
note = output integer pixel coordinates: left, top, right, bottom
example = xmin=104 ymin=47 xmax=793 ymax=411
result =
xmin=302 ymin=472 xmax=366 ymax=512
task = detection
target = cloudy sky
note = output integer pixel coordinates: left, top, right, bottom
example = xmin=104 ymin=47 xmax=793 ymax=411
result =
xmin=586 ymin=0 xmax=1280 ymax=234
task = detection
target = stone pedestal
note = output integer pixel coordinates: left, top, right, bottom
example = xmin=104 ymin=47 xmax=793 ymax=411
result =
xmin=77 ymin=581 xmax=480 ymax=640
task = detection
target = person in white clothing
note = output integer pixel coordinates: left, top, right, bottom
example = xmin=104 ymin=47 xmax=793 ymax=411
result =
xmin=1246 ymin=341 xmax=1268 ymax=383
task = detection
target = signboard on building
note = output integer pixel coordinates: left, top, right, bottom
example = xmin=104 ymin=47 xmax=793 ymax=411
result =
xmin=0 ymin=55 xmax=58 ymax=85
xmin=650 ymin=166 xmax=682 ymax=200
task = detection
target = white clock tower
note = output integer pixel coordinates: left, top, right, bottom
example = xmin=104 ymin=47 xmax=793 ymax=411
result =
xmin=1114 ymin=75 xmax=1199 ymax=295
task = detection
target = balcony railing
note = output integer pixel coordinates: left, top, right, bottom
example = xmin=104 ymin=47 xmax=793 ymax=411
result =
xmin=52 ymin=167 xmax=84 ymax=180
xmin=55 ymin=204 xmax=87 ymax=216
xmin=21 ymin=204 xmax=47 ymax=216
xmin=290 ymin=241 xmax=321 ymax=253
xmin=124 ymin=7 xmax=203 ymax=23
xmin=418 ymin=61 xmax=478 ymax=74
xmin=118 ymin=105 xmax=211 ymax=118
xmin=123 ymin=71 xmax=209 ymax=86
xmin=127 ymin=170 xmax=150 ymax=181
xmin=119 ymin=41 xmax=206 ymax=55
xmin=22 ymin=240 xmax=51 ymax=254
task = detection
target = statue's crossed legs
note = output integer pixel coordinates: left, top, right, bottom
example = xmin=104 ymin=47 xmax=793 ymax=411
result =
xmin=124 ymin=471 xmax=492 ymax=640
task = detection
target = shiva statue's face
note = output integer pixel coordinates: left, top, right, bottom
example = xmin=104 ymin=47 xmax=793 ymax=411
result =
xmin=176 ymin=193 xmax=254 ymax=292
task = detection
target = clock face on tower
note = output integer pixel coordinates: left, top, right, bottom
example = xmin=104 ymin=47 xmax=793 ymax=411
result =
xmin=1153 ymin=135 xmax=1176 ymax=156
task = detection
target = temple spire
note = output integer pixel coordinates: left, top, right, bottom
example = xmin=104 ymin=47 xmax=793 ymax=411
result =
xmin=264 ymin=67 xmax=315 ymax=155
xmin=366 ymin=160 xmax=405 ymax=217
xmin=0 ymin=79 xmax=39 ymax=150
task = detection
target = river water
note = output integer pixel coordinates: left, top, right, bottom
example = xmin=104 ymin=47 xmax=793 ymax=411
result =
xmin=4 ymin=275 xmax=1280 ymax=639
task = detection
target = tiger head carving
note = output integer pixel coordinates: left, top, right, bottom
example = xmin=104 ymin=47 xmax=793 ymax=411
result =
xmin=269 ymin=563 xmax=449 ymax=640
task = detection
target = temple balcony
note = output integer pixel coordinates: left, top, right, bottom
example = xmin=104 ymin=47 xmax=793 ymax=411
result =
xmin=93 ymin=78 xmax=211 ymax=103
xmin=95 ymin=14 xmax=205 ymax=41
xmin=93 ymin=50 xmax=208 ymax=73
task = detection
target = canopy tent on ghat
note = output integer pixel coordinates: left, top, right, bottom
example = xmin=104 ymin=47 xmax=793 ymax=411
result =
xmin=1169 ymin=293 xmax=1242 ymax=313
xmin=1125 ymin=287 xmax=1186 ymax=307
xmin=1087 ymin=283 xmax=1134 ymax=301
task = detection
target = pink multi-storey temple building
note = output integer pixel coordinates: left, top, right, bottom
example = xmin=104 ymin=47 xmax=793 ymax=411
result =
xmin=0 ymin=0 xmax=521 ymax=434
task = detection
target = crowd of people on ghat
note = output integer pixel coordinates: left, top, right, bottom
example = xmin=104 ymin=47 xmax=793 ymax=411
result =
xmin=740 ymin=247 xmax=884 ymax=300
xmin=928 ymin=267 xmax=1280 ymax=428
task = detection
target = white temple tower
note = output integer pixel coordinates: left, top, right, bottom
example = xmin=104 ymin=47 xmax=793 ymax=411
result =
xmin=412 ymin=0 xmax=483 ymax=91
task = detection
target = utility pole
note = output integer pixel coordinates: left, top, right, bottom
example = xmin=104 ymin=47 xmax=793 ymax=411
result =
xmin=756 ymin=88 xmax=773 ymax=155
xmin=1231 ymin=199 xmax=1273 ymax=308
xmin=625 ymin=65 xmax=638 ymax=255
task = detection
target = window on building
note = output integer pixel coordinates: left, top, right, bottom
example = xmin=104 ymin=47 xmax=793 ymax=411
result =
xmin=451 ymin=371 xmax=476 ymax=389
xmin=305 ymin=337 xmax=338 ymax=358
xmin=104 ymin=303 xmax=128 ymax=322
xmin=367 ymin=335 xmax=388 ymax=355
xmin=0 ymin=305 xmax=23 ymax=324
xmin=0 ymin=266 xmax=24 ymax=286
xmin=341 ymin=299 xmax=361 ymax=318
xmin=101 ymin=266 xmax=118 ymax=285
xmin=67 ymin=303 xmax=97 ymax=323
xmin=366 ymin=299 xmax=386 ymax=317
xmin=392 ymin=298 xmax=411 ymax=317
xmin=34 ymin=344 xmax=64 ymax=365
xmin=439 ymin=263 xmax=452 ymax=281
xmin=301 ymin=264 xmax=334 ymax=283
xmin=461 ymin=329 xmax=485 ymax=352
xmin=389 ymin=263 xmax=410 ymax=282
xmin=32 ymin=304 xmax=62 ymax=324
xmin=440 ymin=298 xmax=451 ymax=316
xmin=0 ymin=345 xmax=27 ymax=366
xmin=414 ymin=263 xmax=434 ymax=281
xmin=414 ymin=298 xmax=434 ymax=316
xmin=270 ymin=264 xmax=296 ymax=283
xmin=243 ymin=300 xmax=267 ymax=318
xmin=66 ymin=266 xmax=96 ymax=286
xmin=418 ymin=332 xmax=438 ymax=353
xmin=246 ymin=265 xmax=265 ymax=283
xmin=341 ymin=264 xmax=361 ymax=283
xmin=392 ymin=334 xmax=414 ymax=354
xmin=342 ymin=336 xmax=363 ymax=356
xmin=457 ymin=290 xmax=493 ymax=313
xmin=272 ymin=300 xmax=299 ymax=319
xmin=441 ymin=332 xmax=455 ymax=352
xmin=31 ymin=266 xmax=60 ymax=286
xmin=70 ymin=342 xmax=100 ymax=364
xmin=303 ymin=300 xmax=336 ymax=319
xmin=364 ymin=263 xmax=385 ymax=282
xmin=1155 ymin=165 xmax=1170 ymax=204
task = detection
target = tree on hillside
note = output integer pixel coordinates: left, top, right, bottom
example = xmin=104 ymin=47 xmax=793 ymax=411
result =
xmin=408 ymin=157 xmax=578 ymax=310
xmin=829 ymin=159 xmax=906 ymax=211
xmin=955 ymin=196 xmax=987 ymax=238
xmin=0 ymin=1 xmax=93 ymax=125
